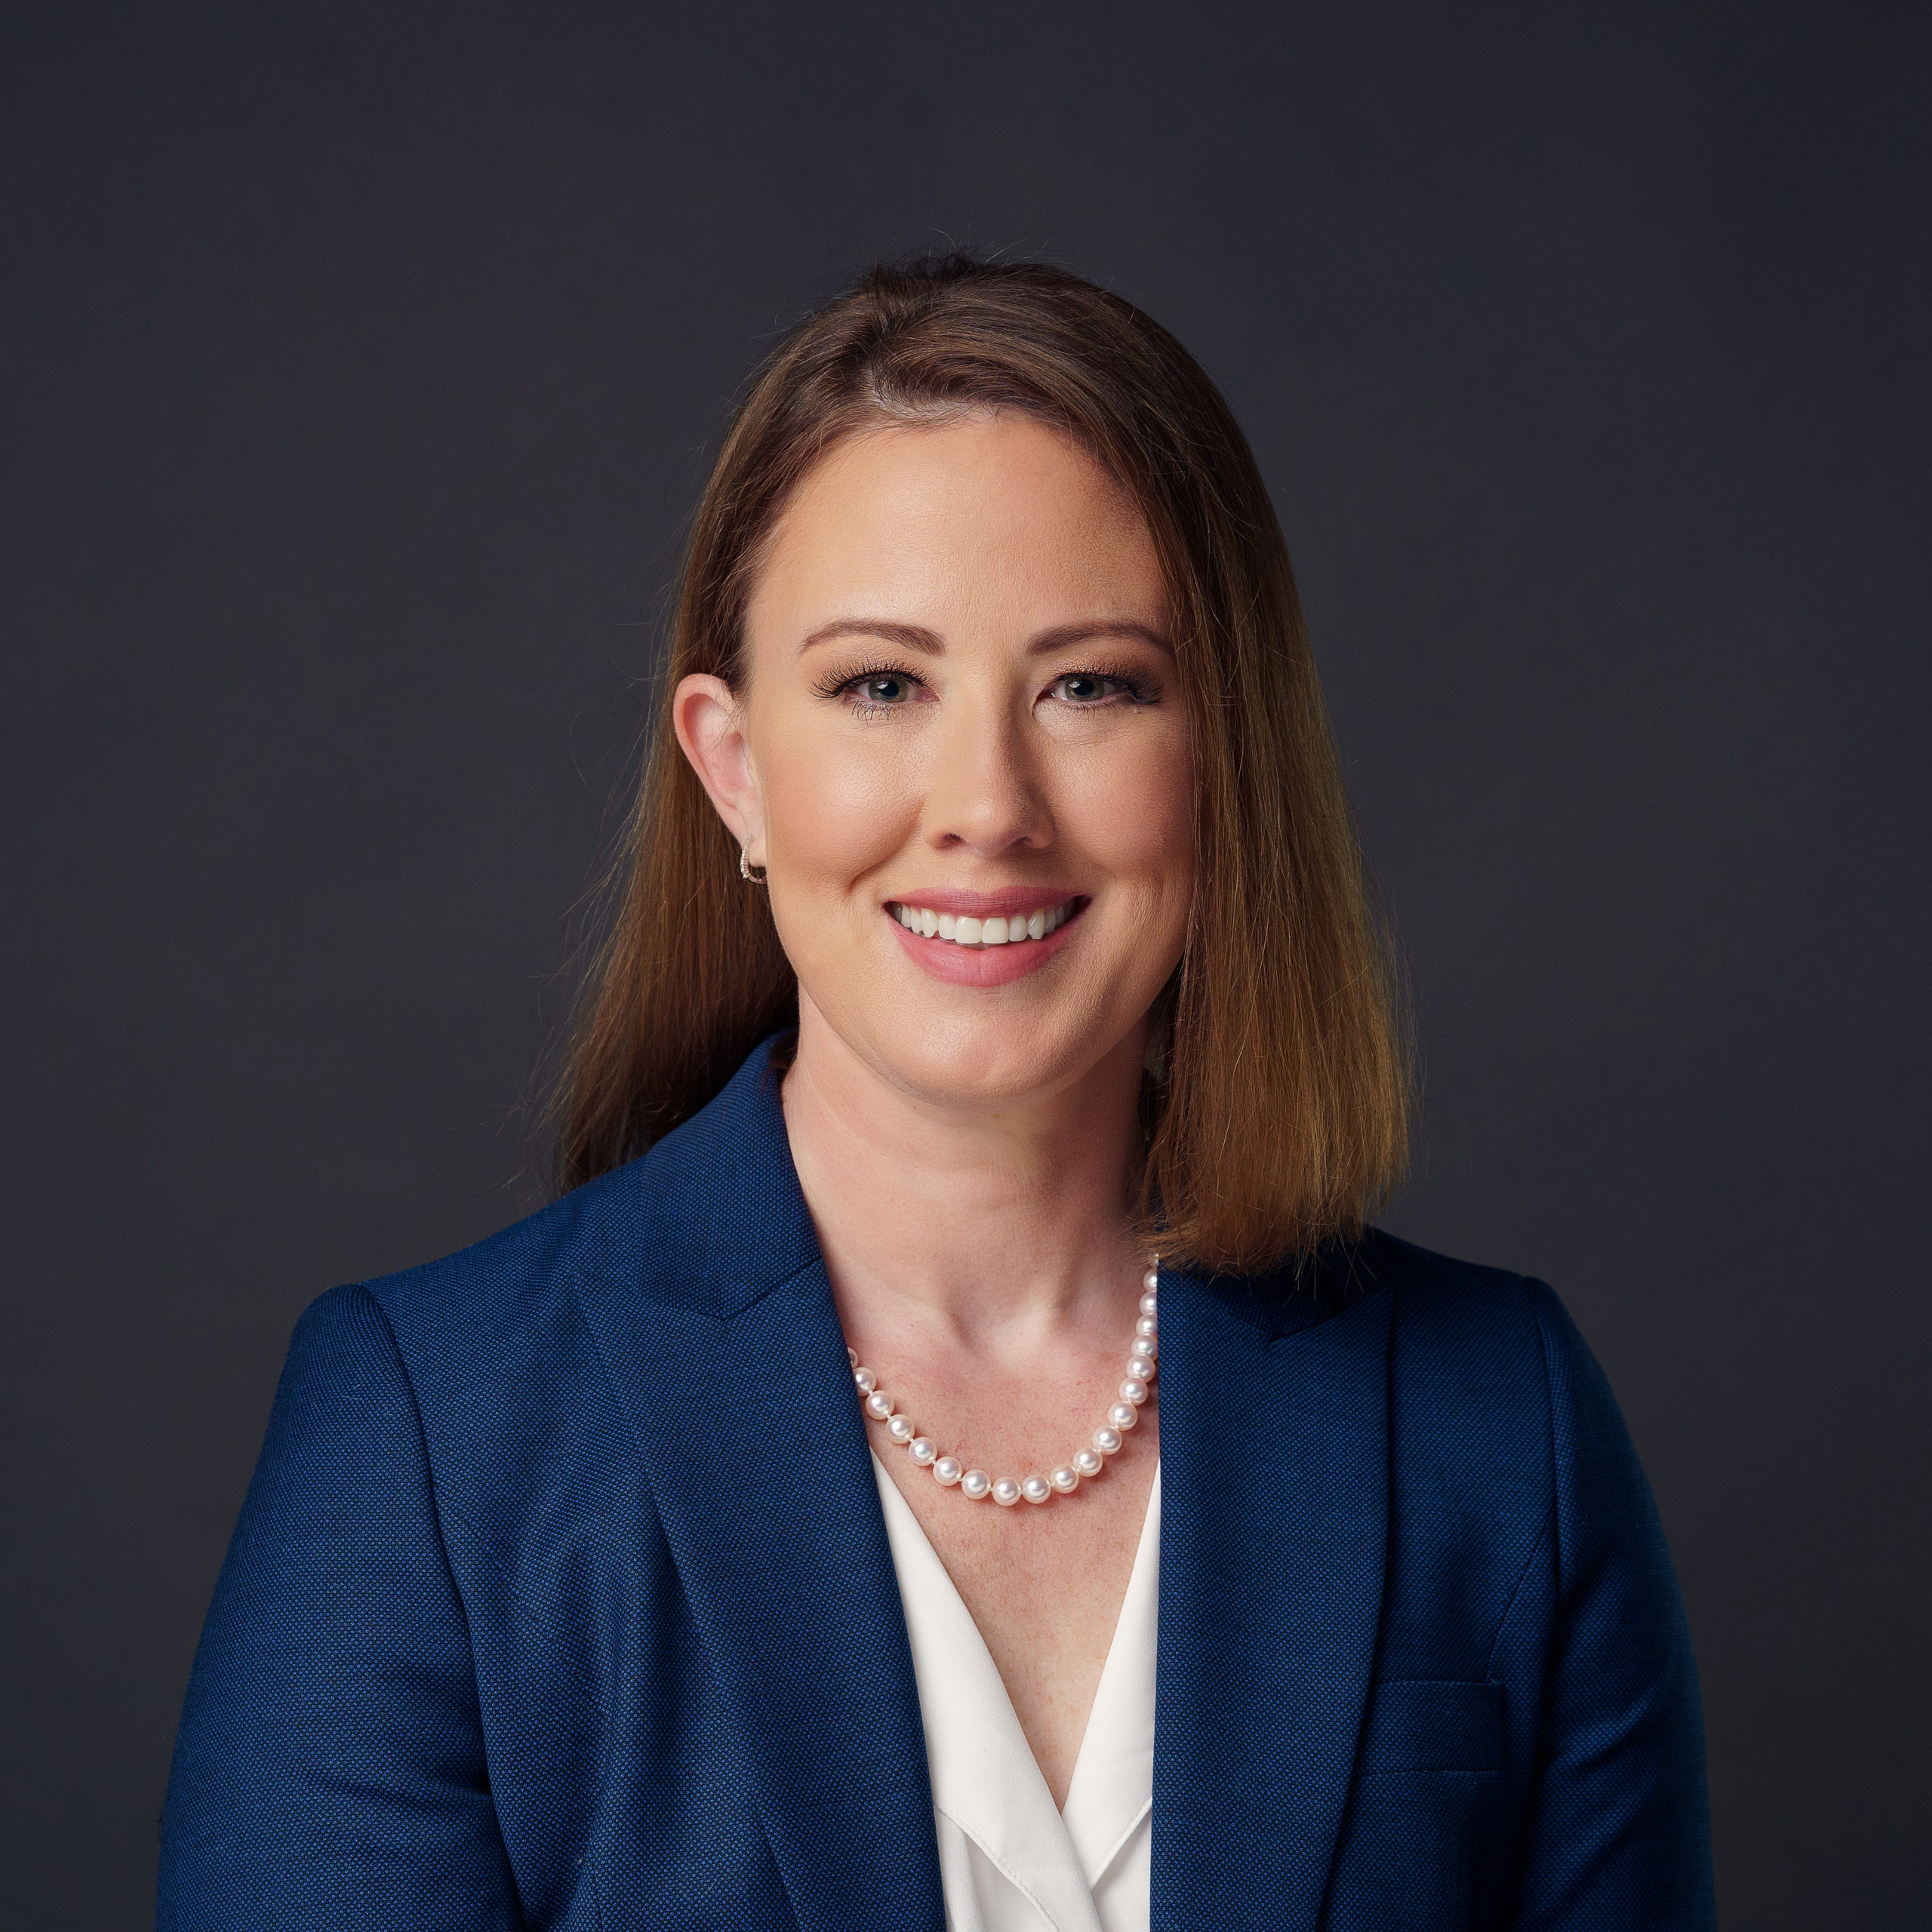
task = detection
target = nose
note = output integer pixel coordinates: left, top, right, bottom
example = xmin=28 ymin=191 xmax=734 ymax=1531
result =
xmin=918 ymin=689 xmax=1053 ymax=858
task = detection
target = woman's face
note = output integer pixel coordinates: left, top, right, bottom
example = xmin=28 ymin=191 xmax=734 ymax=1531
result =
xmin=676 ymin=411 xmax=1194 ymax=1112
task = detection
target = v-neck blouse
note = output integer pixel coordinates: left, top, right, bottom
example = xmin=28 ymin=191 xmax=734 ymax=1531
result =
xmin=871 ymin=1454 xmax=1159 ymax=1932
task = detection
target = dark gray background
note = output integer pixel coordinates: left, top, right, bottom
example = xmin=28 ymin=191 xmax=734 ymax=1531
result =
xmin=3 ymin=2 xmax=1925 ymax=1925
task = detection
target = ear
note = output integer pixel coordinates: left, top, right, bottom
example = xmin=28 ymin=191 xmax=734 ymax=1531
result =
xmin=672 ymin=673 xmax=764 ymax=863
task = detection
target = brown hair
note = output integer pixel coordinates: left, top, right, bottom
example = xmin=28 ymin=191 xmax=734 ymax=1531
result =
xmin=556 ymin=255 xmax=1407 ymax=1272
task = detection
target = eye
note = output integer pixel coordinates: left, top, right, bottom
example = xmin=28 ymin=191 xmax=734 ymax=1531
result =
xmin=818 ymin=663 xmax=928 ymax=711
xmin=1048 ymin=671 xmax=1147 ymax=706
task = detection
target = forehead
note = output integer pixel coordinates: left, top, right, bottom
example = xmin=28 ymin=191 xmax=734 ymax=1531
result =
xmin=746 ymin=413 xmax=1165 ymax=639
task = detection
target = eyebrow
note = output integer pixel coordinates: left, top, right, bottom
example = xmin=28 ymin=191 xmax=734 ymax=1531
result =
xmin=798 ymin=617 xmax=1174 ymax=657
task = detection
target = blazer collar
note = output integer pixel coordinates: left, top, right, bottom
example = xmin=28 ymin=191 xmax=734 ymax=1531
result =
xmin=573 ymin=1037 xmax=1392 ymax=1932
xmin=1152 ymin=1254 xmax=1393 ymax=1930
xmin=574 ymin=1036 xmax=948 ymax=1932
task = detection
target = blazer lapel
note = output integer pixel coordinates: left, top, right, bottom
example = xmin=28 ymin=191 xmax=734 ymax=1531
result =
xmin=1152 ymin=1263 xmax=1393 ymax=1930
xmin=574 ymin=1041 xmax=947 ymax=1932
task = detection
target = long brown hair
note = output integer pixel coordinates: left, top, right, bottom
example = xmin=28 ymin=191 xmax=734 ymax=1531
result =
xmin=556 ymin=256 xmax=1407 ymax=1273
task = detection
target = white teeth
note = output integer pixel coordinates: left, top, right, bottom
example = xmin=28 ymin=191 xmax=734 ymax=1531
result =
xmin=891 ymin=900 xmax=1077 ymax=946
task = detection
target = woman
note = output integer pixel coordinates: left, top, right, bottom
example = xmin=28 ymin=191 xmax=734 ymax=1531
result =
xmin=158 ymin=257 xmax=1715 ymax=1929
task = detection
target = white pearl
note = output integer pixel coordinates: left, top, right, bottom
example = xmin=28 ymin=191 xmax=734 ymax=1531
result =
xmin=847 ymin=1275 xmax=1162 ymax=1515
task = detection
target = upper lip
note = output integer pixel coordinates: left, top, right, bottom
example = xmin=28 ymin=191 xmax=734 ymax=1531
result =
xmin=885 ymin=888 xmax=1085 ymax=917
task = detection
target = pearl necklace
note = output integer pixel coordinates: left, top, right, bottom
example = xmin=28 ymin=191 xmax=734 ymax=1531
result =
xmin=848 ymin=1262 xmax=1159 ymax=1508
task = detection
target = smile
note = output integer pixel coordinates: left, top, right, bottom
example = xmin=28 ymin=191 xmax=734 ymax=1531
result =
xmin=888 ymin=899 xmax=1079 ymax=947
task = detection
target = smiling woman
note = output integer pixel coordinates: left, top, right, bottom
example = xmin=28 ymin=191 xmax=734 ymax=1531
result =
xmin=158 ymin=258 xmax=1715 ymax=1930
xmin=677 ymin=411 xmax=1194 ymax=1098
xmin=563 ymin=262 xmax=1407 ymax=1273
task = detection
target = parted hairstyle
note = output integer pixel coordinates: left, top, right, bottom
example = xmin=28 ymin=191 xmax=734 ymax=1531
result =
xmin=557 ymin=254 xmax=1407 ymax=1273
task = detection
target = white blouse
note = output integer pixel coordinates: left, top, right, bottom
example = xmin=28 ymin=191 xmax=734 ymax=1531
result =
xmin=871 ymin=1454 xmax=1160 ymax=1932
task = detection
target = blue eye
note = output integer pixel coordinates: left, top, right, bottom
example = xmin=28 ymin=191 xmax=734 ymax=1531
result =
xmin=1052 ymin=672 xmax=1137 ymax=704
xmin=814 ymin=661 xmax=928 ymax=709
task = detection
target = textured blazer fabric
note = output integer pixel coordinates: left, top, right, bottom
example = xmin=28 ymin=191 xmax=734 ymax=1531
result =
xmin=159 ymin=1036 xmax=1716 ymax=1929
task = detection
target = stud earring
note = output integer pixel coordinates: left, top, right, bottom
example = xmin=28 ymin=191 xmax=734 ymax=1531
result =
xmin=739 ymin=847 xmax=768 ymax=885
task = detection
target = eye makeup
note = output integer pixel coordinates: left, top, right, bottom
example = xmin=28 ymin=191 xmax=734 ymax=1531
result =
xmin=811 ymin=657 xmax=923 ymax=703
xmin=811 ymin=657 xmax=1163 ymax=712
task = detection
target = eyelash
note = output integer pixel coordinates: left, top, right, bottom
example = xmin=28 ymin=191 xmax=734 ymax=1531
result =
xmin=815 ymin=660 xmax=1161 ymax=714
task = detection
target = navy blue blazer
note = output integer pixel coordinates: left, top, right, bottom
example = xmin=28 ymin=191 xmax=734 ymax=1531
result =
xmin=159 ymin=1037 xmax=1715 ymax=1928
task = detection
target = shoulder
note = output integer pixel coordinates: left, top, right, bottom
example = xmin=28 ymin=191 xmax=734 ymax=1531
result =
xmin=253 ymin=1154 xmax=661 ymax=1546
xmin=260 ymin=1175 xmax=647 ymax=1540
xmin=355 ymin=1158 xmax=651 ymax=1362
xmin=1337 ymin=1224 xmax=1579 ymax=1398
xmin=1193 ymin=1226 xmax=1601 ymax=1494
xmin=1310 ymin=1228 xmax=1614 ymax=1502
xmin=1334 ymin=1229 xmax=1654 ymax=1559
xmin=343 ymin=1158 xmax=689 ymax=1512
xmin=355 ymin=1032 xmax=812 ymax=1355
xmin=280 ymin=1041 xmax=815 ymax=1528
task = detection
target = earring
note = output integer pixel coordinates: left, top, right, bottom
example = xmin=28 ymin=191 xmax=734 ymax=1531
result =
xmin=739 ymin=847 xmax=768 ymax=885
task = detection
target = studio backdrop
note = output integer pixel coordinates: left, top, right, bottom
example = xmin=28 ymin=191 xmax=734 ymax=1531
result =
xmin=2 ymin=2 xmax=1926 ymax=1927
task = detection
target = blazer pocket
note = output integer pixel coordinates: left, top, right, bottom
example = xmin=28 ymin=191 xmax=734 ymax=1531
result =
xmin=1356 ymin=1678 xmax=1504 ymax=1777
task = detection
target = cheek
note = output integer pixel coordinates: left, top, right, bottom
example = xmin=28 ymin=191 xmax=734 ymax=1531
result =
xmin=1065 ymin=728 xmax=1195 ymax=909
xmin=758 ymin=715 xmax=914 ymax=888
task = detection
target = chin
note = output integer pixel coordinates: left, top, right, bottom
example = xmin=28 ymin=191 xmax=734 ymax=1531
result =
xmin=863 ymin=1004 xmax=1134 ymax=1114
xmin=790 ymin=931 xmax=1159 ymax=1115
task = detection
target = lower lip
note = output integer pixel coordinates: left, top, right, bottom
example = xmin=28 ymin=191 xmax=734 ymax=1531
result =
xmin=888 ymin=904 xmax=1086 ymax=987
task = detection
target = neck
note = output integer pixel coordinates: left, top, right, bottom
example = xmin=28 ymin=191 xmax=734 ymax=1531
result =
xmin=780 ymin=994 xmax=1150 ymax=1342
